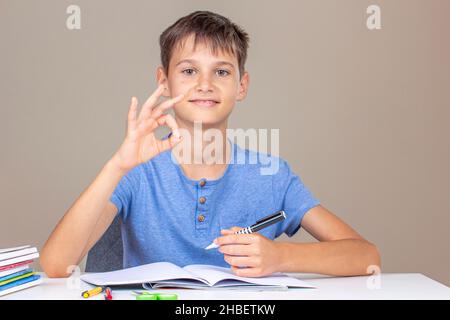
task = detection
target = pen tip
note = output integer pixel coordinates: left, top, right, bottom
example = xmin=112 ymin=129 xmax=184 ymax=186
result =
xmin=205 ymin=243 xmax=217 ymax=250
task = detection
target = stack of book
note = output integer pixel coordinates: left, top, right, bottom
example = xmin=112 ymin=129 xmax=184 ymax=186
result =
xmin=0 ymin=245 xmax=42 ymax=297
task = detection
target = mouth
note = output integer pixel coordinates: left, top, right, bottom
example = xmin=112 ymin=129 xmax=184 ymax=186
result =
xmin=188 ymin=99 xmax=220 ymax=107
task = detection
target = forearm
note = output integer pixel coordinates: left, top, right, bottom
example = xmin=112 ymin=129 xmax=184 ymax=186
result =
xmin=277 ymin=239 xmax=381 ymax=276
xmin=40 ymin=157 xmax=126 ymax=277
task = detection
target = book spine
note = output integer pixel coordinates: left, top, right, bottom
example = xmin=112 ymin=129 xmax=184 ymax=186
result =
xmin=0 ymin=253 xmax=39 ymax=268
xmin=0 ymin=248 xmax=38 ymax=262
xmin=0 ymin=260 xmax=33 ymax=271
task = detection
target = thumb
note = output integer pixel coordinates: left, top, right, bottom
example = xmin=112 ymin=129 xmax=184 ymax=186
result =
xmin=168 ymin=131 xmax=183 ymax=148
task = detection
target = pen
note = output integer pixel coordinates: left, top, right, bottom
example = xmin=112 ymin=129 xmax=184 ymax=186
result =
xmin=205 ymin=210 xmax=286 ymax=250
xmin=82 ymin=286 xmax=104 ymax=298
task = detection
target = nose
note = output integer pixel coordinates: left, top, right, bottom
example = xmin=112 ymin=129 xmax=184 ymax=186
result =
xmin=196 ymin=74 xmax=214 ymax=93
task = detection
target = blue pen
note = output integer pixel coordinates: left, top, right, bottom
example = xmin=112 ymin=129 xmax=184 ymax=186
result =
xmin=205 ymin=210 xmax=286 ymax=250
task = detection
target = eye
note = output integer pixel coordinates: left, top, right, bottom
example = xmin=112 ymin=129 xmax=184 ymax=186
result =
xmin=217 ymin=69 xmax=230 ymax=77
xmin=181 ymin=68 xmax=196 ymax=76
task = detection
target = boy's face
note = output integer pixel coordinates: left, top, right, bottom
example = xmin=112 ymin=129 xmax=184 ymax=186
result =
xmin=157 ymin=34 xmax=249 ymax=127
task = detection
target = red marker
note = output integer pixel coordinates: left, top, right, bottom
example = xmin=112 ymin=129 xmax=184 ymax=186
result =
xmin=104 ymin=287 xmax=113 ymax=300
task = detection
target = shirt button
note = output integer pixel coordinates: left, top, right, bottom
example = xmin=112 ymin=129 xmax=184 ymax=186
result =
xmin=198 ymin=214 xmax=205 ymax=222
xmin=199 ymin=196 xmax=206 ymax=204
xmin=199 ymin=180 xmax=206 ymax=187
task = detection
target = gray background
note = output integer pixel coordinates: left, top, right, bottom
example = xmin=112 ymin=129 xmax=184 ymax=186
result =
xmin=1 ymin=0 xmax=449 ymax=285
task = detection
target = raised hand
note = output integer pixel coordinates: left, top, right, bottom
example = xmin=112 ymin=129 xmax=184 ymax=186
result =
xmin=111 ymin=84 xmax=185 ymax=173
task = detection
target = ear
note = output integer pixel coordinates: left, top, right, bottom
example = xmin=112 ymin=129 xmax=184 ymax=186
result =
xmin=156 ymin=66 xmax=170 ymax=98
xmin=236 ymin=71 xmax=250 ymax=102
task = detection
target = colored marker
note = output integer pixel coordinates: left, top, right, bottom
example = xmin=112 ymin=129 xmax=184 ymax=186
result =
xmin=82 ymin=286 xmax=104 ymax=298
xmin=104 ymin=287 xmax=113 ymax=300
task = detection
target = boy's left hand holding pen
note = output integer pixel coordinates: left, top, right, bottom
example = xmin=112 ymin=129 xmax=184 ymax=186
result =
xmin=214 ymin=227 xmax=286 ymax=278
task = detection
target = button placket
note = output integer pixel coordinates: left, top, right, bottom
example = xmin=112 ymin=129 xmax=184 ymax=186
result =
xmin=196 ymin=179 xmax=211 ymax=230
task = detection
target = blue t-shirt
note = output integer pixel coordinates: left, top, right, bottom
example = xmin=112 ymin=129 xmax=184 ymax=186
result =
xmin=110 ymin=141 xmax=320 ymax=268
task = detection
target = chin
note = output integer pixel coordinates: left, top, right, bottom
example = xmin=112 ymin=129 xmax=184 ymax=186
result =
xmin=180 ymin=113 xmax=228 ymax=127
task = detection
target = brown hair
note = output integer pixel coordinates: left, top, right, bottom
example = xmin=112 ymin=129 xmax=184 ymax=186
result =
xmin=159 ymin=11 xmax=250 ymax=79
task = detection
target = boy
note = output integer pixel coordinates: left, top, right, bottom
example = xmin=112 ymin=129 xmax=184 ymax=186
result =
xmin=41 ymin=11 xmax=380 ymax=278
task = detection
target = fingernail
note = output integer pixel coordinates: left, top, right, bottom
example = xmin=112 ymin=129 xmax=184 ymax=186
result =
xmin=213 ymin=238 xmax=218 ymax=244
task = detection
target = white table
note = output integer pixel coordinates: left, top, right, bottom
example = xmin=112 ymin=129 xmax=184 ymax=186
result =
xmin=2 ymin=272 xmax=449 ymax=300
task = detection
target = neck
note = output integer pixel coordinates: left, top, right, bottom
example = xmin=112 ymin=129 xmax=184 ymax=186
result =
xmin=172 ymin=117 xmax=232 ymax=181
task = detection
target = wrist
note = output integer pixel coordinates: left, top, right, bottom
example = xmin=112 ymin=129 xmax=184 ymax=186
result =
xmin=107 ymin=155 xmax=130 ymax=177
xmin=276 ymin=242 xmax=301 ymax=273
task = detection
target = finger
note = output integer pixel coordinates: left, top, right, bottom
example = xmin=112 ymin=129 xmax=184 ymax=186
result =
xmin=219 ymin=244 xmax=256 ymax=256
xmin=147 ymin=85 xmax=194 ymax=121
xmin=150 ymin=93 xmax=185 ymax=120
xmin=224 ymin=255 xmax=258 ymax=268
xmin=137 ymin=84 xmax=165 ymax=121
xmin=231 ymin=266 xmax=262 ymax=277
xmin=216 ymin=234 xmax=257 ymax=246
xmin=154 ymin=114 xmax=183 ymax=152
xmin=127 ymin=97 xmax=138 ymax=136
xmin=221 ymin=226 xmax=243 ymax=235
xmin=136 ymin=108 xmax=179 ymax=138
xmin=157 ymin=113 xmax=180 ymax=137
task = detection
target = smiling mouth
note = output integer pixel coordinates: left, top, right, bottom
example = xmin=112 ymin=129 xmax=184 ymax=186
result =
xmin=188 ymin=100 xmax=219 ymax=107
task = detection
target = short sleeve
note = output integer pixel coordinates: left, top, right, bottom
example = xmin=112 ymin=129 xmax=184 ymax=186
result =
xmin=273 ymin=159 xmax=320 ymax=237
xmin=110 ymin=168 xmax=140 ymax=220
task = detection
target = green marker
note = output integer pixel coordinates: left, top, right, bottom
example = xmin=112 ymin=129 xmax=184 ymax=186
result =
xmin=134 ymin=291 xmax=178 ymax=300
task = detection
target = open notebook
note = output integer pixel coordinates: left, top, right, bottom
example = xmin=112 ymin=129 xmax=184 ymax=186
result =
xmin=80 ymin=262 xmax=314 ymax=290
